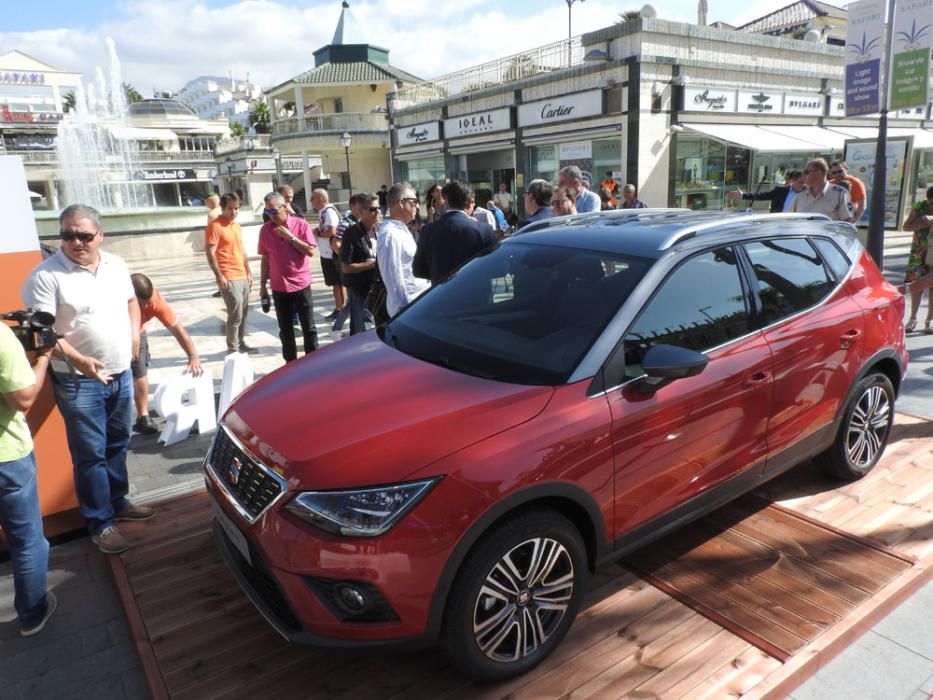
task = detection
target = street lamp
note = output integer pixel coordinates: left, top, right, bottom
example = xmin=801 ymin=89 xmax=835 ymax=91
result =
xmin=271 ymin=146 xmax=282 ymax=189
xmin=340 ymin=131 xmax=353 ymax=198
xmin=565 ymin=0 xmax=584 ymax=66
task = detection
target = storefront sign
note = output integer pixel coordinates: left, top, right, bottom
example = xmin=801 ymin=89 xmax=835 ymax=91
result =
xmin=281 ymin=157 xmax=304 ymax=171
xmin=684 ymin=87 xmax=737 ymax=112
xmin=518 ymin=89 xmax=603 ymax=127
xmin=1 ymin=105 xmax=62 ymax=124
xmin=396 ymin=121 xmax=440 ymax=146
xmin=737 ymin=90 xmax=782 ymax=114
xmin=783 ymin=94 xmax=824 ymax=116
xmin=133 ymin=169 xmax=197 ymax=181
xmin=889 ymin=0 xmax=933 ymax=110
xmin=845 ymin=0 xmax=885 ymax=115
xmin=0 ymin=72 xmax=46 ymax=85
xmin=559 ymin=142 xmax=592 ymax=161
xmin=444 ymin=108 xmax=510 ymax=138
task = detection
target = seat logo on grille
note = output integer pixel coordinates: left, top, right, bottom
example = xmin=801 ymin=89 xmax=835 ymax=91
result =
xmin=228 ymin=457 xmax=242 ymax=486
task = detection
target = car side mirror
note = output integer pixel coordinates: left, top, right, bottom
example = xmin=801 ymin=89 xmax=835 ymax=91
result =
xmin=638 ymin=344 xmax=709 ymax=395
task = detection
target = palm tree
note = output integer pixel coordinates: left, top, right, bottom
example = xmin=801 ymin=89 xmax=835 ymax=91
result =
xmin=63 ymin=90 xmax=77 ymax=113
xmin=228 ymin=121 xmax=245 ymax=137
xmin=122 ymin=82 xmax=143 ymax=103
xmin=616 ymin=10 xmax=641 ymax=23
xmin=248 ymin=101 xmax=271 ymax=134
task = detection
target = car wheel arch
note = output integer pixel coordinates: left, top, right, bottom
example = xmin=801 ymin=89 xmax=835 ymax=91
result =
xmin=423 ymin=482 xmax=608 ymax=643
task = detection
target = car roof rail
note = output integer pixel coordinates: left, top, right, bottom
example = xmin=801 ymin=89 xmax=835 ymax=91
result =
xmin=657 ymin=213 xmax=833 ymax=251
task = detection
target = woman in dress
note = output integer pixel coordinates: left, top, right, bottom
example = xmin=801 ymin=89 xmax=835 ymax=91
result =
xmin=903 ymin=185 xmax=933 ymax=333
xmin=424 ymin=184 xmax=446 ymax=224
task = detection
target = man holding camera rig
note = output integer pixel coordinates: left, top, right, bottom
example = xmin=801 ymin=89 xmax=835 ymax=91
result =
xmin=0 ymin=313 xmax=55 ymax=635
xmin=21 ymin=204 xmax=156 ymax=555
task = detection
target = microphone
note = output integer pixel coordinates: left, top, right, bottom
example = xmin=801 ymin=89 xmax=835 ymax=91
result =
xmin=746 ymin=176 xmax=768 ymax=213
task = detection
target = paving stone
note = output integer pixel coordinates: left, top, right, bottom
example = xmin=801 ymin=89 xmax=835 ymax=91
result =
xmin=793 ymin=631 xmax=933 ymax=700
xmin=872 ymin=581 xmax=933 ymax=661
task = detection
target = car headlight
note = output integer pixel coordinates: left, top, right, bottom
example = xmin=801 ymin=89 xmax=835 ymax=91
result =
xmin=285 ymin=478 xmax=440 ymax=537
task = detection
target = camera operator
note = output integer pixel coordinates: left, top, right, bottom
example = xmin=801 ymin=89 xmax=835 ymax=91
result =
xmin=0 ymin=317 xmax=56 ymax=636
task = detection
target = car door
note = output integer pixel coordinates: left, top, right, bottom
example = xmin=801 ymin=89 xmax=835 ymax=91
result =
xmin=603 ymin=247 xmax=774 ymax=540
xmin=740 ymin=237 xmax=865 ymax=477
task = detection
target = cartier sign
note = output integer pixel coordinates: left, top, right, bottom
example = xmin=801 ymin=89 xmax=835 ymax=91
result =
xmin=444 ymin=108 xmax=510 ymax=138
xmin=396 ymin=121 xmax=440 ymax=146
xmin=518 ymin=89 xmax=603 ymax=127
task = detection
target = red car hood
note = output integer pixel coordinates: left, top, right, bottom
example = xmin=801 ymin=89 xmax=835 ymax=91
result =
xmin=224 ymin=334 xmax=554 ymax=490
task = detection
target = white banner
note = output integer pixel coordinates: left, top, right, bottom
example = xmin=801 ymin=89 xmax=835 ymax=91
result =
xmin=444 ymin=108 xmax=511 ymax=138
xmin=0 ymin=156 xmax=41 ymax=254
xmin=518 ymin=90 xmax=603 ymax=127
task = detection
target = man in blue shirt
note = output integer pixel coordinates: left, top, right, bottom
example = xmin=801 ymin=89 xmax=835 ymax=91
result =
xmin=519 ymin=179 xmax=555 ymax=229
xmin=559 ymin=165 xmax=600 ymax=213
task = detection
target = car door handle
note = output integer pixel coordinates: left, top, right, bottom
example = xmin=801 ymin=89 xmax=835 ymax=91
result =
xmin=839 ymin=329 xmax=861 ymax=349
xmin=741 ymin=371 xmax=771 ymax=390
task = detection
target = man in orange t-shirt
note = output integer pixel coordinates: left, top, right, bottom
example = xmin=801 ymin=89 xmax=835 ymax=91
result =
xmin=205 ymin=193 xmax=254 ymax=355
xmin=130 ymin=273 xmax=203 ymax=434
xmin=830 ymin=161 xmax=866 ymax=221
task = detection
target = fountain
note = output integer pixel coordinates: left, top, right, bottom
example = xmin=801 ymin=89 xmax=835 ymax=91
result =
xmin=56 ymin=38 xmax=156 ymax=211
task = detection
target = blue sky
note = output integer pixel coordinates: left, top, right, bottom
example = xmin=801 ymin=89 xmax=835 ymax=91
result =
xmin=0 ymin=0 xmax=852 ymax=92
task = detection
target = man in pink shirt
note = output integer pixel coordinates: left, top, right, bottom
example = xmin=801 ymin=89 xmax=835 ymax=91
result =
xmin=258 ymin=192 xmax=318 ymax=362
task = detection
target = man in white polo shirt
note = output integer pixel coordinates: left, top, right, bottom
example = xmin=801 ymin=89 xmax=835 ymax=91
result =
xmin=21 ymin=204 xmax=156 ymax=555
xmin=791 ymin=158 xmax=852 ymax=222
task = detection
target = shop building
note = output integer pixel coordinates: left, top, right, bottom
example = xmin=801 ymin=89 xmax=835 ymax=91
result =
xmin=388 ymin=15 xmax=932 ymax=220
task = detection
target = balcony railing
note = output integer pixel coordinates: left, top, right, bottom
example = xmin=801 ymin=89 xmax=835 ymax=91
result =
xmin=214 ymin=134 xmax=271 ymax=156
xmin=9 ymin=149 xmax=216 ymax=164
xmin=7 ymin=150 xmax=57 ymax=163
xmin=395 ymin=36 xmax=584 ymax=109
xmin=272 ymin=112 xmax=389 ymax=138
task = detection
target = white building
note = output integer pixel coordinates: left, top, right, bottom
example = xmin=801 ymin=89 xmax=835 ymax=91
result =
xmin=175 ymin=76 xmax=263 ymax=128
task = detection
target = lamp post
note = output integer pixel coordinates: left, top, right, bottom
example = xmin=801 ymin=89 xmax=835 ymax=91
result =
xmin=340 ymin=131 xmax=353 ymax=198
xmin=565 ymin=0 xmax=584 ymax=66
xmin=271 ymin=146 xmax=282 ymax=189
xmin=223 ymin=157 xmax=234 ymax=191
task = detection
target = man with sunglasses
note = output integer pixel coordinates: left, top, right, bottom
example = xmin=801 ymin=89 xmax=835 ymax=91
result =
xmin=829 ymin=160 xmax=866 ymax=221
xmin=791 ymin=158 xmax=852 ymax=222
xmin=258 ymin=192 xmax=318 ymax=362
xmin=339 ymin=193 xmax=380 ymax=335
xmin=21 ymin=204 xmax=155 ymax=555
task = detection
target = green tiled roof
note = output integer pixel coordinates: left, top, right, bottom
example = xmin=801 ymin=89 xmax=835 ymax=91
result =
xmin=290 ymin=61 xmax=422 ymax=86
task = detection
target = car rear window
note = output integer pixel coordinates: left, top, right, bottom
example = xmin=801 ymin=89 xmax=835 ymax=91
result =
xmin=743 ymin=238 xmax=837 ymax=323
xmin=811 ymin=237 xmax=852 ymax=280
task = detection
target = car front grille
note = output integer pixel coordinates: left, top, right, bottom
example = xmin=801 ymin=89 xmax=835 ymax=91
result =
xmin=207 ymin=426 xmax=286 ymax=522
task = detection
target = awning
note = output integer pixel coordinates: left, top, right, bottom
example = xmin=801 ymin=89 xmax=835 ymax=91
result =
xmin=827 ymin=126 xmax=933 ymax=150
xmin=758 ymin=125 xmax=848 ymax=152
xmin=105 ymin=126 xmax=178 ymax=141
xmin=681 ymin=123 xmax=830 ymax=152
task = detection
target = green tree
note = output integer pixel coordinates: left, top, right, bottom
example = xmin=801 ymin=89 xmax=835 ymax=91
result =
xmin=63 ymin=90 xmax=77 ymax=113
xmin=248 ymin=100 xmax=271 ymax=134
xmin=616 ymin=10 xmax=641 ymax=23
xmin=228 ymin=121 xmax=245 ymax=137
xmin=122 ymin=82 xmax=143 ymax=103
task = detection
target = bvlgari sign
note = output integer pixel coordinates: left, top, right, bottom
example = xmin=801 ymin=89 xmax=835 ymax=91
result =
xmin=518 ymin=89 xmax=603 ymax=127
xmin=444 ymin=108 xmax=510 ymax=138
xmin=396 ymin=121 xmax=440 ymax=146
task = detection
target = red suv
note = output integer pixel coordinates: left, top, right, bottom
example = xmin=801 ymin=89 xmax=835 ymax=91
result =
xmin=205 ymin=211 xmax=906 ymax=680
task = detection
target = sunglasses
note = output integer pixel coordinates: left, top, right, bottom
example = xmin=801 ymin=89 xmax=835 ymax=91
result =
xmin=401 ymin=197 xmax=419 ymax=204
xmin=365 ymin=206 xmax=381 ymax=213
xmin=60 ymin=230 xmax=99 ymax=243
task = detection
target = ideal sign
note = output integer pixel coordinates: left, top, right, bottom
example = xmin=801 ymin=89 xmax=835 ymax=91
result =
xmin=444 ymin=108 xmax=511 ymax=138
xmin=396 ymin=121 xmax=440 ymax=146
xmin=518 ymin=89 xmax=603 ymax=127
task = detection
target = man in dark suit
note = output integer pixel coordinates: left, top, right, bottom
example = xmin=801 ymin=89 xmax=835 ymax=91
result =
xmin=726 ymin=169 xmax=805 ymax=213
xmin=413 ymin=181 xmax=497 ymax=285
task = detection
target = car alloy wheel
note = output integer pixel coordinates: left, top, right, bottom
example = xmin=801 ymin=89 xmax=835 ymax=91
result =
xmin=441 ymin=510 xmax=587 ymax=680
xmin=818 ymin=372 xmax=895 ymax=481
xmin=473 ymin=536 xmax=575 ymax=662
xmin=845 ymin=382 xmax=891 ymax=469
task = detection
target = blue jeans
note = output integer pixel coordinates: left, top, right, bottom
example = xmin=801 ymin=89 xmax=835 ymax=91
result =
xmin=0 ymin=451 xmax=50 ymax=628
xmin=347 ymin=287 xmax=374 ymax=335
xmin=52 ymin=370 xmax=133 ymax=534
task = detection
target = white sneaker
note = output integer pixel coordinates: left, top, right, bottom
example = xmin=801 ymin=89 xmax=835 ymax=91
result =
xmin=328 ymin=330 xmax=342 ymax=343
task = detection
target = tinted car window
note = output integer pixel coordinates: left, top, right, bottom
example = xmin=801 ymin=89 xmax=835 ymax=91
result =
xmin=812 ymin=237 xmax=852 ymax=280
xmin=385 ymin=242 xmax=652 ymax=385
xmin=743 ymin=238 xmax=836 ymax=324
xmin=622 ymin=247 xmax=748 ymax=379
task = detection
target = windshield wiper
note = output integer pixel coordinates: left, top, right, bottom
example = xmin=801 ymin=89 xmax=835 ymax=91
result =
xmin=407 ymin=350 xmax=500 ymax=381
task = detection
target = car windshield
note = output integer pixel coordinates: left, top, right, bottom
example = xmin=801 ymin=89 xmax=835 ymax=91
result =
xmin=381 ymin=241 xmax=652 ymax=385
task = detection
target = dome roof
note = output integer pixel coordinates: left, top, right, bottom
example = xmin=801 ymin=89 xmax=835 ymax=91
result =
xmin=128 ymin=98 xmax=197 ymax=117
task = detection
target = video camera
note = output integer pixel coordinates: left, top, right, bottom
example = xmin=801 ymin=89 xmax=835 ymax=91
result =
xmin=1 ymin=309 xmax=58 ymax=352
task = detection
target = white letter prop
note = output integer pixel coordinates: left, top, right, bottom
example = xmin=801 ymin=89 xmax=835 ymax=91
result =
xmin=153 ymin=372 xmax=217 ymax=446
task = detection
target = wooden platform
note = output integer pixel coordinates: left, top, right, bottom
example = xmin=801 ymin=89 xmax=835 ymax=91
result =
xmin=110 ymin=414 xmax=933 ymax=699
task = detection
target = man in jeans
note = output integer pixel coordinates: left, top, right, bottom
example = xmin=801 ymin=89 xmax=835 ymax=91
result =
xmin=258 ymin=192 xmax=319 ymax=361
xmin=21 ymin=204 xmax=155 ymax=555
xmin=0 ymin=319 xmax=55 ymax=635
xmin=339 ymin=193 xmax=379 ymax=335
xmin=205 ymin=193 xmax=256 ymax=354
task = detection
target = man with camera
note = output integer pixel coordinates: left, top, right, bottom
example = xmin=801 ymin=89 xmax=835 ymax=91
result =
xmin=21 ymin=204 xmax=155 ymax=555
xmin=0 ymin=314 xmax=56 ymax=635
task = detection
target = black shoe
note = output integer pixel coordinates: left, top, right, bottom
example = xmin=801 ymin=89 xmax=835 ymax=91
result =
xmin=133 ymin=416 xmax=159 ymax=435
xmin=325 ymin=309 xmax=339 ymax=321
xmin=212 ymin=290 xmax=222 ymax=298
xmin=238 ymin=343 xmax=259 ymax=355
xmin=20 ymin=591 xmax=58 ymax=637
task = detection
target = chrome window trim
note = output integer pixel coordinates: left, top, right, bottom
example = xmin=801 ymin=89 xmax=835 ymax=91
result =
xmin=206 ymin=423 xmax=288 ymax=524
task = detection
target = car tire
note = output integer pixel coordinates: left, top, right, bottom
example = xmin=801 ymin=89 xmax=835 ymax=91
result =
xmin=440 ymin=509 xmax=588 ymax=681
xmin=816 ymin=372 xmax=895 ymax=481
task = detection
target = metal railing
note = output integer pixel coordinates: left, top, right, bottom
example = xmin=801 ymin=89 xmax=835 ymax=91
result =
xmin=395 ymin=35 xmax=584 ymax=108
xmin=8 ymin=150 xmax=57 ymax=163
xmin=271 ymin=112 xmax=389 ymax=137
xmin=214 ymin=134 xmax=271 ymax=155
xmin=9 ymin=149 xmax=216 ymax=164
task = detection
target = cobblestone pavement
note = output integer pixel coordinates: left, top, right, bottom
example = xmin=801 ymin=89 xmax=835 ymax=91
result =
xmin=1 ymin=229 xmax=931 ymax=699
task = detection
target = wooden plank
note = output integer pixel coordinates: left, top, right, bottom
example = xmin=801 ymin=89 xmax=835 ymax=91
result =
xmin=685 ymin=646 xmax=783 ymax=700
